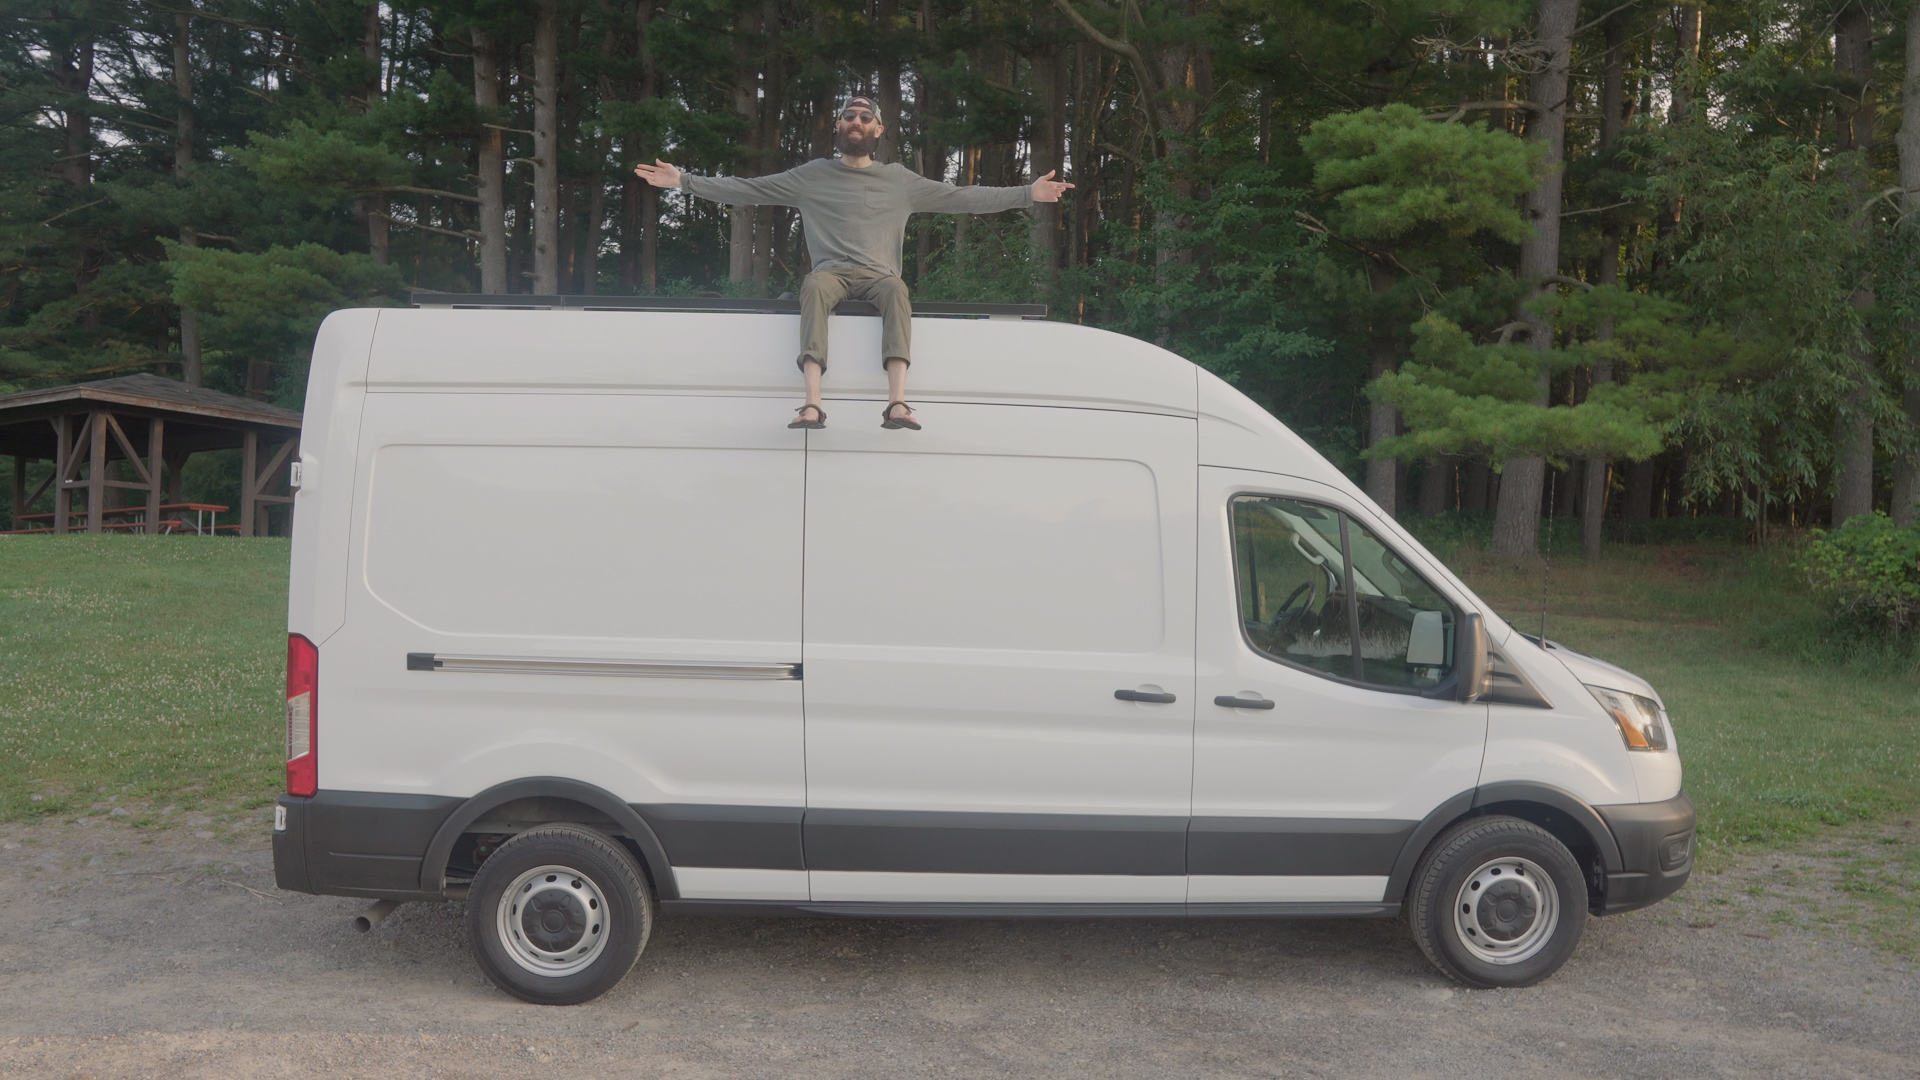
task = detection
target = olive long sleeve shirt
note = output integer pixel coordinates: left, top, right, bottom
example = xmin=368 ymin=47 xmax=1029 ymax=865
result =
xmin=678 ymin=157 xmax=1033 ymax=279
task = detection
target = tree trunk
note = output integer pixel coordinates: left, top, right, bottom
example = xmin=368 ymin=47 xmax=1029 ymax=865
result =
xmin=1029 ymin=44 xmax=1066 ymax=276
xmin=1068 ymin=43 xmax=1098 ymax=271
xmin=1491 ymin=0 xmax=1580 ymax=562
xmin=363 ymin=3 xmax=388 ymax=265
xmin=876 ymin=0 xmax=902 ymax=164
xmin=1419 ymin=457 xmax=1454 ymax=517
xmin=1833 ymin=3 xmax=1878 ymax=524
xmin=1671 ymin=7 xmax=1702 ymax=121
xmin=558 ymin=180 xmax=576 ymax=289
xmin=914 ymin=0 xmax=939 ymax=281
xmin=1895 ymin=0 xmax=1920 ymax=524
xmin=1622 ymin=460 xmax=1656 ymax=524
xmin=532 ymin=0 xmax=561 ymax=294
xmin=172 ymin=13 xmax=193 ymax=176
xmin=55 ymin=36 xmax=97 ymax=323
xmin=753 ymin=0 xmax=782 ymax=293
xmin=1465 ymin=459 xmax=1491 ymax=513
xmin=727 ymin=5 xmax=764 ymax=286
xmin=637 ymin=2 xmax=660 ymax=292
xmin=1151 ymin=37 xmax=1199 ymax=280
xmin=1653 ymin=6 xmax=1702 ymax=277
xmin=1365 ymin=260 xmax=1400 ymax=513
xmin=472 ymin=28 xmax=508 ymax=294
xmin=172 ymin=9 xmax=203 ymax=385
xmin=1583 ymin=14 xmax=1629 ymax=560
xmin=511 ymin=141 xmax=532 ymax=288
xmin=583 ymin=161 xmax=607 ymax=295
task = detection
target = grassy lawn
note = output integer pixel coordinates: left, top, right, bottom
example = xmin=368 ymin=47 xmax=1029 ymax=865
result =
xmin=0 ymin=528 xmax=1915 ymax=950
xmin=0 ymin=536 xmax=288 ymax=825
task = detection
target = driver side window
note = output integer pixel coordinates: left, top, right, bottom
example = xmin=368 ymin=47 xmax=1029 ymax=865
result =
xmin=1231 ymin=496 xmax=1457 ymax=692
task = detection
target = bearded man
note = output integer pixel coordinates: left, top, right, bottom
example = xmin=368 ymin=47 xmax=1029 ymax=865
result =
xmin=634 ymin=96 xmax=1072 ymax=431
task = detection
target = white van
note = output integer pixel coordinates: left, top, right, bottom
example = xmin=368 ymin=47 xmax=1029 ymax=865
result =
xmin=273 ymin=296 xmax=1693 ymax=1006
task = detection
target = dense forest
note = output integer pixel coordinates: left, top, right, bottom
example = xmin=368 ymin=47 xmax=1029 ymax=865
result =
xmin=5 ymin=0 xmax=1919 ymax=557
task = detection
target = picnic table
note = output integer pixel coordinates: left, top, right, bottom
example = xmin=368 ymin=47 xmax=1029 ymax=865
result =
xmin=8 ymin=503 xmax=232 ymax=536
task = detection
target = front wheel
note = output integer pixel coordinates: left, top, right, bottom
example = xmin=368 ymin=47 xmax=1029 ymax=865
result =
xmin=467 ymin=824 xmax=653 ymax=1005
xmin=1409 ymin=816 xmax=1588 ymax=988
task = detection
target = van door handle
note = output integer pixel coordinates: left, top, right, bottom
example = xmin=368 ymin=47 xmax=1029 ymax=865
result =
xmin=1114 ymin=689 xmax=1177 ymax=704
xmin=1213 ymin=695 xmax=1276 ymax=710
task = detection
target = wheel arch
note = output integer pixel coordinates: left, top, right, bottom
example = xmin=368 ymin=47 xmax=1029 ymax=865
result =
xmin=1386 ymin=782 xmax=1625 ymax=909
xmin=417 ymin=777 xmax=678 ymax=900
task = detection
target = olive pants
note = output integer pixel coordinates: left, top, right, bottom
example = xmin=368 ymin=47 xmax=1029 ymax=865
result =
xmin=797 ymin=267 xmax=911 ymax=373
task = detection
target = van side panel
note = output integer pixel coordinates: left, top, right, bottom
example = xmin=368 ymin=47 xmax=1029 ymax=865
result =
xmin=289 ymin=309 xmax=378 ymax=646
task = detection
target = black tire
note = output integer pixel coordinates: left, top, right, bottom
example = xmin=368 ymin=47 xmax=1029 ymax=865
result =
xmin=466 ymin=824 xmax=653 ymax=1005
xmin=1409 ymin=816 xmax=1588 ymax=989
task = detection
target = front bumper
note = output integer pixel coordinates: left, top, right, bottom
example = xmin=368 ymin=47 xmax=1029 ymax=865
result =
xmin=1595 ymin=791 xmax=1696 ymax=915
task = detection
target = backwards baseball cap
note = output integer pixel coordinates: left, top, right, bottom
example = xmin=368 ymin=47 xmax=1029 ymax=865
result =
xmin=839 ymin=96 xmax=882 ymax=124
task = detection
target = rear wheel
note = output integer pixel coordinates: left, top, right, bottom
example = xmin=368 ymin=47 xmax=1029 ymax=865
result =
xmin=1410 ymin=816 xmax=1587 ymax=988
xmin=467 ymin=824 xmax=652 ymax=1005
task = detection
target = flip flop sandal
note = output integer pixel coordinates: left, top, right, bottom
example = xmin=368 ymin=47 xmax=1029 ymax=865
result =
xmin=880 ymin=402 xmax=921 ymax=430
xmin=788 ymin=404 xmax=827 ymax=429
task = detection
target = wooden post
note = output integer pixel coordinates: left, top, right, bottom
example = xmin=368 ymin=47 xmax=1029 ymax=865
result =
xmin=53 ymin=415 xmax=71 ymax=534
xmin=163 ymin=448 xmax=186 ymax=506
xmin=87 ymin=409 xmax=107 ymax=534
xmin=10 ymin=456 xmax=23 ymax=530
xmin=145 ymin=418 xmax=164 ymax=533
xmin=241 ymin=429 xmax=258 ymax=537
xmin=245 ymin=435 xmax=297 ymax=536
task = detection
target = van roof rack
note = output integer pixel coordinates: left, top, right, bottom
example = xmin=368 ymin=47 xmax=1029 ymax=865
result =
xmin=410 ymin=292 xmax=1046 ymax=320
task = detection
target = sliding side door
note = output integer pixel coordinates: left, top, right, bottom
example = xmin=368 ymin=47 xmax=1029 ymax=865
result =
xmin=800 ymin=403 xmax=1197 ymax=904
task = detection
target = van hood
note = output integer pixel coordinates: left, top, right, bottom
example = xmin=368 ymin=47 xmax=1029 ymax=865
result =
xmin=1539 ymin=639 xmax=1662 ymax=705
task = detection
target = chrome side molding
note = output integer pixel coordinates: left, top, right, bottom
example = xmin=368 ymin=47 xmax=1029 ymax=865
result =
xmin=405 ymin=653 xmax=800 ymax=680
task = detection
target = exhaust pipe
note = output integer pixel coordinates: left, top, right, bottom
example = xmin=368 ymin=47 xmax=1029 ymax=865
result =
xmin=353 ymin=899 xmax=402 ymax=933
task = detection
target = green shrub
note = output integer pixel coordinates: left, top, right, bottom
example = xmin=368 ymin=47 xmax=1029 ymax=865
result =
xmin=1797 ymin=512 xmax=1920 ymax=634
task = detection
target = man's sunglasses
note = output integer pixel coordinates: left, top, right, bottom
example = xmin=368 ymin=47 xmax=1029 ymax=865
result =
xmin=839 ymin=109 xmax=877 ymax=123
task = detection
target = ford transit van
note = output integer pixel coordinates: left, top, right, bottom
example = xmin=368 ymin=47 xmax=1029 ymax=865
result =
xmin=273 ymin=296 xmax=1694 ymax=1005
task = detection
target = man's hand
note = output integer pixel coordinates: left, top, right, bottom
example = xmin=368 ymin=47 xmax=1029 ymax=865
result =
xmin=633 ymin=159 xmax=682 ymax=189
xmin=1030 ymin=169 xmax=1074 ymax=203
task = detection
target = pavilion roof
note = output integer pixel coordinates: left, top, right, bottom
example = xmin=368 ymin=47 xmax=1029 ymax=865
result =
xmin=0 ymin=373 xmax=302 ymax=431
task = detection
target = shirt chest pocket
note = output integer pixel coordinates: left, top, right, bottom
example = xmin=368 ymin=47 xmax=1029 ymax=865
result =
xmin=863 ymin=186 xmax=891 ymax=211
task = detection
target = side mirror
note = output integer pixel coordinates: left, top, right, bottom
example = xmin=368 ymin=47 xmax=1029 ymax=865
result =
xmin=1455 ymin=612 xmax=1489 ymax=704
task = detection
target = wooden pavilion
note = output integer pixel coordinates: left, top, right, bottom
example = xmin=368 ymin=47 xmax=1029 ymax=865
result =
xmin=0 ymin=373 xmax=301 ymax=536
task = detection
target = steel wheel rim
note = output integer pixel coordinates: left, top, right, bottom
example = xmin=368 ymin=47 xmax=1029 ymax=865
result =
xmin=1453 ymin=856 xmax=1559 ymax=965
xmin=496 ymin=863 xmax=612 ymax=978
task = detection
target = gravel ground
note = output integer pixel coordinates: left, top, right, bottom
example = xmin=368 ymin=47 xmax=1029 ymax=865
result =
xmin=1 ymin=817 xmax=1915 ymax=1080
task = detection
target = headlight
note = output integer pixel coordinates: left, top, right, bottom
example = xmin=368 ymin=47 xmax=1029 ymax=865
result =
xmin=1586 ymin=685 xmax=1669 ymax=751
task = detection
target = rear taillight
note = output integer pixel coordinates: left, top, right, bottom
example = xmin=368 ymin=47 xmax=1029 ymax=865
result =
xmin=286 ymin=633 xmax=318 ymax=796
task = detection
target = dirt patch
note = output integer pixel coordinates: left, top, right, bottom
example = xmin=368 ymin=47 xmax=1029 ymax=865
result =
xmin=1 ymin=818 xmax=1915 ymax=1080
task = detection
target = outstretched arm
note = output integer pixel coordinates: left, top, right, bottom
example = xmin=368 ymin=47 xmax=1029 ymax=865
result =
xmin=907 ymin=170 xmax=1074 ymax=213
xmin=635 ymin=159 xmax=804 ymax=207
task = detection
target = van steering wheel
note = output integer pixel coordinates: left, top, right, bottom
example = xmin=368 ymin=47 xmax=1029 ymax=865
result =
xmin=1270 ymin=582 xmax=1315 ymax=628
